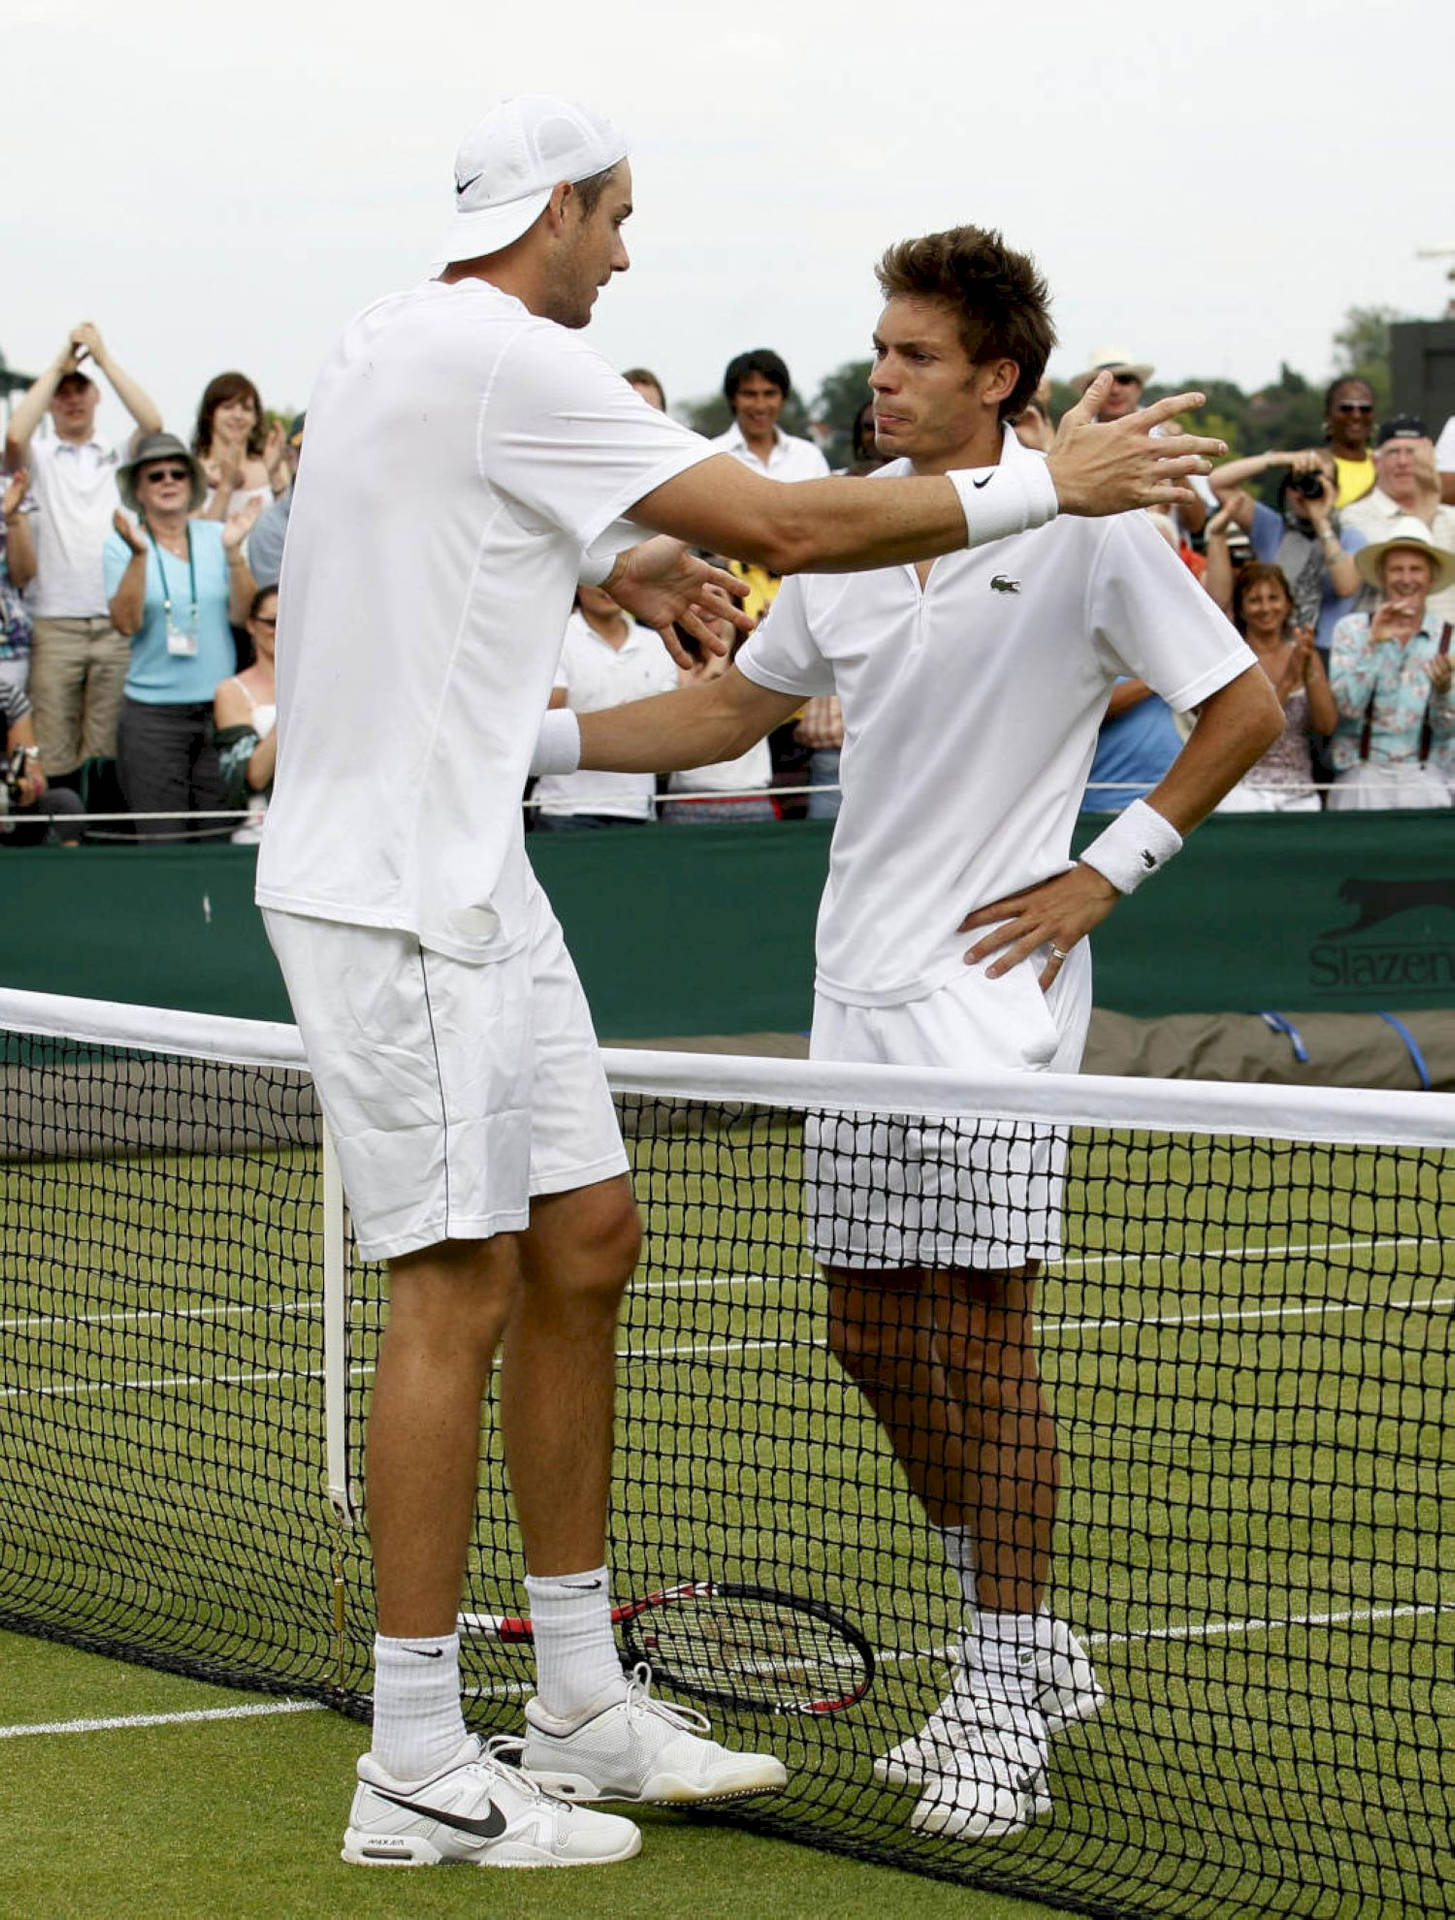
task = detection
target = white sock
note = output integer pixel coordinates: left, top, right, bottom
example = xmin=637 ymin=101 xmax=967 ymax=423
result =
xmin=965 ymin=1609 xmax=1041 ymax=1707
xmin=525 ymin=1567 xmax=624 ymax=1724
xmin=370 ymin=1631 xmax=468 ymax=1782
xmin=938 ymin=1524 xmax=980 ymax=1622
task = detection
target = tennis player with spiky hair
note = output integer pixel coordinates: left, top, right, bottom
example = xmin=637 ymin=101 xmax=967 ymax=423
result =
xmin=260 ymin=87 xmax=1229 ymax=1870
xmin=561 ymin=227 xmax=1282 ymax=1843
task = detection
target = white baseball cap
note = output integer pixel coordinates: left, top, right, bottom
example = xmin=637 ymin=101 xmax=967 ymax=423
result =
xmin=434 ymin=94 xmax=629 ymax=267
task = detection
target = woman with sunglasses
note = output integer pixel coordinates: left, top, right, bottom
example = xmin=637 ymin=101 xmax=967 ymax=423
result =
xmin=213 ymin=585 xmax=279 ymax=842
xmin=104 ymin=432 xmax=259 ymax=837
xmin=1323 ymin=378 xmax=1377 ymax=509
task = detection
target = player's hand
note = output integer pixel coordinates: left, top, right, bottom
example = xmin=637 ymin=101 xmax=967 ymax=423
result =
xmin=1047 ymin=375 xmax=1225 ymax=516
xmin=959 ymin=864 xmax=1120 ymax=990
xmin=603 ymin=537 xmax=751 ymax=667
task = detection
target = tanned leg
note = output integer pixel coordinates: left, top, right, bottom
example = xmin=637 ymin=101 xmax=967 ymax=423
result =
xmin=499 ymin=1174 xmax=641 ymax=1576
xmin=368 ymin=1234 xmax=521 ymax=1637
xmin=930 ymin=1264 xmax=1057 ymax=1615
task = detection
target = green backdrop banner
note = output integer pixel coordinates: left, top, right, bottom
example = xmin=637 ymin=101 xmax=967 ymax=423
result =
xmin=6 ymin=811 xmax=1453 ymax=1036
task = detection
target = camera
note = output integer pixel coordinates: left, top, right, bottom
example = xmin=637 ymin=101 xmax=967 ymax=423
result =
xmin=0 ymin=748 xmax=31 ymax=818
xmin=1289 ymin=469 xmax=1327 ymax=501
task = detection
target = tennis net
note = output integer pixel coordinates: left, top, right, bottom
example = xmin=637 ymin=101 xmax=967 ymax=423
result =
xmin=1 ymin=987 xmax=1450 ymax=1918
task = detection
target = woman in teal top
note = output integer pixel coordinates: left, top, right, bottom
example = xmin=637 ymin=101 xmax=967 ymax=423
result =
xmin=104 ymin=432 xmax=259 ymax=838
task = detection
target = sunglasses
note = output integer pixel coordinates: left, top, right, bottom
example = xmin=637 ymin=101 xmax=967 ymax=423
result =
xmin=1334 ymin=404 xmax=1373 ymax=415
xmin=142 ymin=466 xmax=192 ymax=483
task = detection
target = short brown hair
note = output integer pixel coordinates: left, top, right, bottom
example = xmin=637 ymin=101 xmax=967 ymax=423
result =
xmin=572 ymin=163 xmax=621 ymax=218
xmin=1231 ymin=562 xmax=1293 ymax=637
xmin=875 ymin=227 xmax=1055 ymax=421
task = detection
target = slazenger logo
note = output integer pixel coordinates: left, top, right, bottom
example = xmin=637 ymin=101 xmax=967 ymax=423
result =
xmin=1308 ymin=875 xmax=1455 ymax=993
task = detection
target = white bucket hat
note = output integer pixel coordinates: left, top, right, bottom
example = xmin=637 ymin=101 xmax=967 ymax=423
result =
xmin=1072 ymin=346 xmax=1155 ymax=391
xmin=434 ymin=95 xmax=628 ymax=267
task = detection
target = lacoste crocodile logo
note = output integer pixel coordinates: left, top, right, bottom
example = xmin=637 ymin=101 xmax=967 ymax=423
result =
xmin=990 ymin=576 xmax=1020 ymax=594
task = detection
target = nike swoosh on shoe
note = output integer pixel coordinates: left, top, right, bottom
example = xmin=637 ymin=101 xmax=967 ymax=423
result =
xmin=370 ymin=1788 xmax=507 ymax=1840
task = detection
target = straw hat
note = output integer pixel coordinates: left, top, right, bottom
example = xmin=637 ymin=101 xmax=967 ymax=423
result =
xmin=1353 ymin=518 xmax=1455 ymax=598
xmin=1071 ymin=346 xmax=1155 ymax=392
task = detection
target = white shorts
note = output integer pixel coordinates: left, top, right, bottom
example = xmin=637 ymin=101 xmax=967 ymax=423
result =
xmin=263 ymin=882 xmax=626 ymax=1263
xmin=806 ymin=948 xmax=1091 ymax=1273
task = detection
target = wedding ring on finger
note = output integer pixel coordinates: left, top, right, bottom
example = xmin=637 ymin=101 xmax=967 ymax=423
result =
xmin=1050 ymin=945 xmax=1069 ymax=961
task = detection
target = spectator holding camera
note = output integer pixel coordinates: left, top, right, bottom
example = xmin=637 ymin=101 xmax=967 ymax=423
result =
xmin=1207 ymin=447 xmax=1364 ymax=649
xmin=4 ymin=323 xmax=163 ymax=784
xmin=1327 ymin=526 xmax=1455 ymax=810
xmin=1216 ymin=563 xmax=1334 ymax=813
xmin=194 ymin=373 xmax=290 ymax=522
xmin=1342 ymin=416 xmax=1455 ymax=625
xmin=104 ymin=434 xmax=259 ymax=837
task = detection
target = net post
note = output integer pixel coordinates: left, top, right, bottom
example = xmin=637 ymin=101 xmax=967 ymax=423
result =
xmin=322 ymin=1115 xmax=356 ymax=1528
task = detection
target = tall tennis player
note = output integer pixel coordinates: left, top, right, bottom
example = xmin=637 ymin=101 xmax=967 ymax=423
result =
xmin=555 ymin=226 xmax=1282 ymax=1844
xmin=259 ymin=92 xmax=1230 ymax=1870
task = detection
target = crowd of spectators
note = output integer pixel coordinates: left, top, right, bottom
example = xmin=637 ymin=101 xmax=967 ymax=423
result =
xmin=2 ymin=322 xmax=1453 ymax=847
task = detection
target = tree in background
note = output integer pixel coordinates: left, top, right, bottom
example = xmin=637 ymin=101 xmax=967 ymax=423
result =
xmin=1330 ymin=304 xmax=1400 ymax=414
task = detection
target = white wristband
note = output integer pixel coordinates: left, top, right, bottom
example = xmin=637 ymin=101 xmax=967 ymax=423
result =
xmin=529 ymin=708 xmax=581 ymax=778
xmin=1079 ymin=798 xmax=1183 ymax=895
xmin=948 ymin=453 xmax=1059 ymax=550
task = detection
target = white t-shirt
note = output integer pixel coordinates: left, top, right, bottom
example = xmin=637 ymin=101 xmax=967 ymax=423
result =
xmin=24 ymin=433 xmax=125 ymax=618
xmin=535 ymin=611 xmax=678 ymax=820
xmin=735 ymin=431 xmax=1256 ymax=1008
xmin=669 ymin=735 xmax=773 ymax=795
xmin=255 ymin=279 xmax=715 ymax=960
xmin=709 ymin=421 xmax=830 ymax=482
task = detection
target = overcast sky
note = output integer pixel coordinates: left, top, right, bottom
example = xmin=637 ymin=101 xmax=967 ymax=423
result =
xmin=7 ymin=0 xmax=1451 ymax=447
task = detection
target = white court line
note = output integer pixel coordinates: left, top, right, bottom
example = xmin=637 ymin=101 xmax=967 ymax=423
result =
xmin=0 ymin=1699 xmax=327 ymax=1739
xmin=0 ymin=1298 xmax=319 ymax=1335
xmin=6 ymin=1603 xmax=1445 ymax=1732
xmin=7 ymin=1282 xmax=1450 ymax=1401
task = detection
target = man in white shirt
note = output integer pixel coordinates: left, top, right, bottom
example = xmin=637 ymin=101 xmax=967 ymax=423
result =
xmin=5 ymin=324 xmax=162 ymax=783
xmin=561 ymin=224 xmax=1280 ymax=1847
xmin=535 ymin=586 xmax=678 ymax=827
xmin=257 ymin=93 xmax=1227 ymax=1873
xmin=710 ymin=349 xmax=831 ymax=483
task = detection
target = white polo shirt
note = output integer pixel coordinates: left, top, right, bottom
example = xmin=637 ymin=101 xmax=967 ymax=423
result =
xmin=256 ymin=278 xmax=716 ymax=961
xmin=709 ymin=421 xmax=830 ymax=482
xmin=735 ymin=432 xmax=1256 ymax=1008
xmin=24 ymin=433 xmax=125 ymax=618
xmin=536 ymin=610 xmax=678 ymax=820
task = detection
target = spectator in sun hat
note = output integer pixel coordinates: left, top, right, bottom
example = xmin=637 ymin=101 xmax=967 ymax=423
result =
xmin=1327 ymin=522 xmax=1455 ymax=810
xmin=3 ymin=321 xmax=163 ymax=784
xmin=104 ymin=432 xmax=260 ymax=837
xmin=1342 ymin=415 xmax=1455 ymax=624
xmin=246 ymin=414 xmax=305 ymax=590
xmin=1071 ymin=345 xmax=1155 ymax=422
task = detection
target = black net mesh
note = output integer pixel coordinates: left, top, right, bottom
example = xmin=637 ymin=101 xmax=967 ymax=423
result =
xmin=2 ymin=1027 xmax=1451 ymax=1918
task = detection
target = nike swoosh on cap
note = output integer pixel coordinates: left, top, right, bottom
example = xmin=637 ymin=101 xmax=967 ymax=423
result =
xmin=371 ymin=1787 xmax=507 ymax=1840
xmin=455 ymin=171 xmax=484 ymax=197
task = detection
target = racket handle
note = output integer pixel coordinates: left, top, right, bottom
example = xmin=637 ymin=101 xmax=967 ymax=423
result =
xmin=458 ymin=1609 xmax=534 ymax=1645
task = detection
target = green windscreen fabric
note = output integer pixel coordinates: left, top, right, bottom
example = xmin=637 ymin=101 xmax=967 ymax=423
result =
xmin=4 ymin=811 xmax=1452 ymax=1032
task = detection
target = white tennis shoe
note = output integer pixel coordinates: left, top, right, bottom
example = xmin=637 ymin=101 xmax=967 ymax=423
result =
xmin=908 ymin=1692 xmax=1050 ymax=1843
xmin=520 ymin=1664 xmax=789 ymax=1804
xmin=343 ymin=1732 xmax=641 ymax=1868
xmin=875 ymin=1618 xmax=1103 ymax=1791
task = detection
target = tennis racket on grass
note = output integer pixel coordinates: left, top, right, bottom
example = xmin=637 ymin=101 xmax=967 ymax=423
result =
xmin=460 ymin=1579 xmax=874 ymax=1717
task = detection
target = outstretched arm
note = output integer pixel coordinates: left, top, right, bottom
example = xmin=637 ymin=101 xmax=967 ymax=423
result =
xmin=960 ymin=664 xmax=1283 ymax=986
xmin=576 ymin=666 xmax=801 ymax=775
xmin=72 ymin=324 xmax=163 ymax=439
xmin=627 ymin=377 xmax=1225 ymax=578
xmin=5 ymin=338 xmax=79 ymax=463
